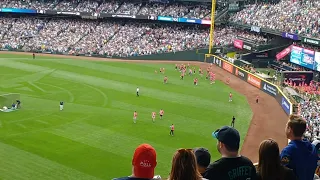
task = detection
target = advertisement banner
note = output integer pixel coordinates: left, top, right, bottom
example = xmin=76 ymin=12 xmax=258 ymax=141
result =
xmin=233 ymin=39 xmax=243 ymax=49
xmin=1 ymin=8 xmax=37 ymax=13
xmin=302 ymin=37 xmax=320 ymax=46
xmin=281 ymin=32 xmax=299 ymax=40
xmin=57 ymin=11 xmax=80 ymax=15
xmin=250 ymin=26 xmax=260 ymax=33
xmin=283 ymin=71 xmax=314 ymax=86
xmin=243 ymin=44 xmax=252 ymax=51
xmin=234 ymin=68 xmax=247 ymax=81
xmin=302 ymin=48 xmax=315 ymax=70
xmin=290 ymin=46 xmax=303 ymax=65
xmin=222 ymin=61 xmax=234 ymax=73
xmin=314 ymin=52 xmax=320 ymax=72
xmin=201 ymin=19 xmax=211 ymax=25
xmin=178 ymin=18 xmax=201 ymax=24
xmin=276 ymin=46 xmax=291 ymax=60
xmin=261 ymin=81 xmax=278 ymax=97
xmin=214 ymin=57 xmax=222 ymax=67
xmin=281 ymin=97 xmax=291 ymax=115
xmin=39 ymin=10 xmax=57 ymax=14
xmin=157 ymin=16 xmax=173 ymax=21
xmin=247 ymin=74 xmax=261 ymax=89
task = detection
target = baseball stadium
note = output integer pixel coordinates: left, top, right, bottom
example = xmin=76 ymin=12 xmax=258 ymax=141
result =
xmin=0 ymin=0 xmax=319 ymax=180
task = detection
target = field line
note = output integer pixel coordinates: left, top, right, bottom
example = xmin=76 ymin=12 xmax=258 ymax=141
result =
xmin=35 ymin=119 xmax=50 ymax=125
xmin=80 ymin=83 xmax=108 ymax=107
xmin=28 ymin=81 xmax=46 ymax=92
xmin=16 ymin=123 xmax=27 ymax=129
xmin=2 ymin=115 xmax=92 ymax=139
xmin=7 ymin=113 xmax=54 ymax=124
xmin=36 ymin=82 xmax=74 ymax=103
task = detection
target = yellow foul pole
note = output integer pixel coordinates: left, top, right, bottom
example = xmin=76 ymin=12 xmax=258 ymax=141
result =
xmin=208 ymin=0 xmax=216 ymax=54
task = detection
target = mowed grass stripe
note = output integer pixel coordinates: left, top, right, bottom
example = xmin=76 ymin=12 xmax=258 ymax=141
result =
xmin=45 ymin=122 xmax=174 ymax=172
xmin=0 ymin=142 xmax=102 ymax=180
xmin=0 ymin=54 xmax=253 ymax=179
xmin=17 ymin=58 xmax=226 ymax=98
xmin=11 ymin=59 xmax=246 ymax=113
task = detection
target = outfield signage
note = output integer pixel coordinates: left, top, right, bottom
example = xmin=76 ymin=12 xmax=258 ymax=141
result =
xmin=222 ymin=61 xmax=234 ymax=73
xmin=281 ymin=97 xmax=291 ymax=115
xmin=302 ymin=37 xmax=320 ymax=47
xmin=247 ymin=74 xmax=261 ymax=89
xmin=281 ymin=32 xmax=299 ymax=40
xmin=212 ymin=55 xmax=292 ymax=115
xmin=235 ymin=68 xmax=247 ymax=81
xmin=261 ymin=81 xmax=278 ymax=97
xmin=215 ymin=58 xmax=222 ymax=67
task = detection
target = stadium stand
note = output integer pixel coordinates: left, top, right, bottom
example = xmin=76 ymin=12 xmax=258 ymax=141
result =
xmin=231 ymin=0 xmax=320 ymax=38
xmin=0 ymin=16 xmax=269 ymax=57
xmin=1 ymin=0 xmax=320 ymax=179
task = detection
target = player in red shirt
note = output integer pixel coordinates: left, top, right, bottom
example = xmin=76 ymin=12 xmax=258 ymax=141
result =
xmin=152 ymin=112 xmax=156 ymax=122
xmin=164 ymin=76 xmax=168 ymax=84
xmin=194 ymin=77 xmax=198 ymax=85
xmin=181 ymin=71 xmax=185 ymax=80
xmin=159 ymin=109 xmax=164 ymax=119
xmin=210 ymin=73 xmax=215 ymax=84
xmin=170 ymin=124 xmax=174 ymax=136
xmin=133 ymin=111 xmax=138 ymax=123
xmin=229 ymin=92 xmax=233 ymax=102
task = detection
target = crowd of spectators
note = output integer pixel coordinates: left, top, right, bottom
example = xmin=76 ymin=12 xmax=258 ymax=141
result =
xmin=231 ymin=0 xmax=320 ymax=39
xmin=0 ymin=17 xmax=269 ymax=57
xmin=113 ymin=118 xmax=318 ymax=180
xmin=0 ymin=0 xmax=216 ymax=19
xmin=301 ymin=100 xmax=320 ymax=143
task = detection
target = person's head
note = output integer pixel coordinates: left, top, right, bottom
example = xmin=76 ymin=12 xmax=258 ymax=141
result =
xmin=212 ymin=126 xmax=240 ymax=157
xmin=258 ymin=139 xmax=283 ymax=179
xmin=193 ymin=147 xmax=211 ymax=174
xmin=168 ymin=148 xmax=202 ymax=180
xmin=132 ymin=144 xmax=157 ymax=179
xmin=285 ymin=114 xmax=306 ymax=140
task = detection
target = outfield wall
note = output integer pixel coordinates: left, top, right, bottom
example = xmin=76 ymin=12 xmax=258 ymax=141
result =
xmin=210 ymin=55 xmax=293 ymax=116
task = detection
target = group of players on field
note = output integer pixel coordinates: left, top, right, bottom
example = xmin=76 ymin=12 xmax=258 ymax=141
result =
xmin=133 ymin=64 xmax=235 ymax=135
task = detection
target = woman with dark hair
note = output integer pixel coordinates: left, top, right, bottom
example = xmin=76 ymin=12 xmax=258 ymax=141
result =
xmin=168 ymin=148 xmax=206 ymax=180
xmin=257 ymin=139 xmax=297 ymax=180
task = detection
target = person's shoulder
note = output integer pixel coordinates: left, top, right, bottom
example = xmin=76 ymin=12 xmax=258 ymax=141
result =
xmin=282 ymin=166 xmax=298 ymax=180
xmin=112 ymin=177 xmax=150 ymax=180
xmin=238 ymin=156 xmax=254 ymax=164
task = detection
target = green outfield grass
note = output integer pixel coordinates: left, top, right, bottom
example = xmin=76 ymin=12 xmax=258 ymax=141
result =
xmin=0 ymin=53 xmax=252 ymax=180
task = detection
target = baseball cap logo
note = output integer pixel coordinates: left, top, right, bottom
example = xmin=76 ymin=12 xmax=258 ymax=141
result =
xmin=140 ymin=160 xmax=152 ymax=167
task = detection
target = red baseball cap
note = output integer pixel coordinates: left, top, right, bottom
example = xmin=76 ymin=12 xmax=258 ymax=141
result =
xmin=132 ymin=144 xmax=157 ymax=179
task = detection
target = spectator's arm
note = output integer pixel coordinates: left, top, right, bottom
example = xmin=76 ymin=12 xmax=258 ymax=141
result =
xmin=280 ymin=147 xmax=293 ymax=169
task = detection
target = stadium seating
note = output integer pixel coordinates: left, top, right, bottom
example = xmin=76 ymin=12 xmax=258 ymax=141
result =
xmin=231 ymin=0 xmax=320 ymax=38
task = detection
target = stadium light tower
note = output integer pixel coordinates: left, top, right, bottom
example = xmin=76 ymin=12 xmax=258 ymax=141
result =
xmin=208 ymin=0 xmax=217 ymax=54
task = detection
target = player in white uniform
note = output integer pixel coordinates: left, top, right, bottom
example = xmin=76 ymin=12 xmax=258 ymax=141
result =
xmin=60 ymin=101 xmax=64 ymax=111
xmin=136 ymin=87 xmax=140 ymax=97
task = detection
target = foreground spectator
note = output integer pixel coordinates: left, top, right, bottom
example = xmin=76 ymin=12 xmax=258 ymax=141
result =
xmin=203 ymin=126 xmax=256 ymax=180
xmin=168 ymin=148 xmax=205 ymax=180
xmin=113 ymin=144 xmax=159 ymax=180
xmin=281 ymin=115 xmax=318 ymax=180
xmin=312 ymin=140 xmax=320 ymax=177
xmin=257 ymin=139 xmax=297 ymax=180
xmin=193 ymin=147 xmax=211 ymax=176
